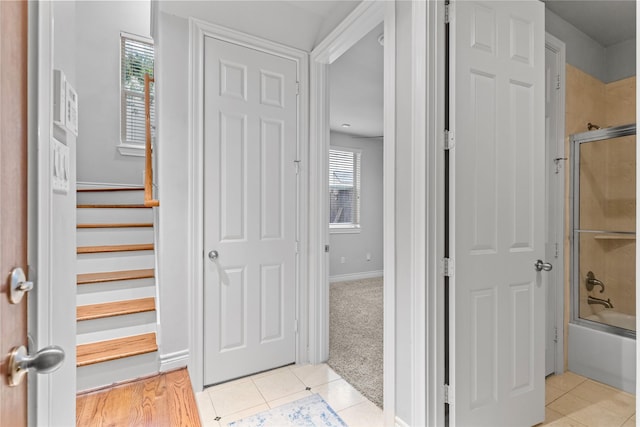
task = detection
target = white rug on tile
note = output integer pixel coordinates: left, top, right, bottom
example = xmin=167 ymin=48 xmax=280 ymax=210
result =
xmin=228 ymin=394 xmax=347 ymax=427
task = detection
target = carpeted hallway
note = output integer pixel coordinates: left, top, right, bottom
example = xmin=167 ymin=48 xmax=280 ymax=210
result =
xmin=327 ymin=277 xmax=383 ymax=408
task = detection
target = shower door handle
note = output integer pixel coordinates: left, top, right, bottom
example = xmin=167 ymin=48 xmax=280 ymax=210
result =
xmin=534 ymin=260 xmax=553 ymax=272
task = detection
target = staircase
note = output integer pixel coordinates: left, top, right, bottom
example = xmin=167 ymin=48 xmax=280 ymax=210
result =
xmin=76 ymin=187 xmax=159 ymax=392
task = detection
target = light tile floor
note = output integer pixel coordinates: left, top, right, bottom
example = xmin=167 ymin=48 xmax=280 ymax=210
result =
xmin=197 ymin=367 xmax=636 ymax=427
xmin=540 ymin=372 xmax=635 ymax=427
xmin=195 ymin=363 xmax=383 ymax=427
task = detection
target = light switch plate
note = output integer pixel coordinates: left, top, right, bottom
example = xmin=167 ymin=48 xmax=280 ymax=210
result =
xmin=51 ymin=138 xmax=70 ymax=194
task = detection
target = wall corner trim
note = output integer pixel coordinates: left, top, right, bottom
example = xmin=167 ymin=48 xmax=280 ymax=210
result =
xmin=159 ymin=349 xmax=189 ymax=372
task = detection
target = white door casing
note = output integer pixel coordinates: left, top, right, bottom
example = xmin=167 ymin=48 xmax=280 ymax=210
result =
xmin=203 ymin=36 xmax=298 ymax=385
xmin=544 ymin=33 xmax=566 ymax=377
xmin=449 ymin=1 xmax=545 ymax=426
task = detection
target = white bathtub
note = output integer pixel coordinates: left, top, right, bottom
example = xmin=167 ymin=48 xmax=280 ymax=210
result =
xmin=585 ymin=309 xmax=636 ymax=331
xmin=568 ymin=322 xmax=636 ymax=394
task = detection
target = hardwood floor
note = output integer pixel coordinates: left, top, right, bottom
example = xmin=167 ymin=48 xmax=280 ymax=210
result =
xmin=76 ymin=368 xmax=201 ymax=426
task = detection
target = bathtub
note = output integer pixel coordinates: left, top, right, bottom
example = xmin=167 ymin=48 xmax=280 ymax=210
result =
xmin=585 ymin=309 xmax=636 ymax=331
xmin=568 ymin=321 xmax=636 ymax=394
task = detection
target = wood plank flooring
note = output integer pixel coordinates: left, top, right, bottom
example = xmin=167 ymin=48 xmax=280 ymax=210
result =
xmin=76 ymin=368 xmax=201 ymax=426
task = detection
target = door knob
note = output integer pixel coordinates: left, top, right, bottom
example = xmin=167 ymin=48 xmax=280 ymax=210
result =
xmin=208 ymin=250 xmax=219 ymax=261
xmin=534 ymin=260 xmax=553 ymax=272
xmin=7 ymin=345 xmax=65 ymax=386
xmin=9 ymin=267 xmax=33 ymax=304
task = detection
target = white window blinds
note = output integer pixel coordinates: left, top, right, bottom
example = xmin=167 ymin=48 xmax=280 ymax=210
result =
xmin=329 ymin=148 xmax=361 ymax=227
xmin=121 ymin=34 xmax=154 ymax=145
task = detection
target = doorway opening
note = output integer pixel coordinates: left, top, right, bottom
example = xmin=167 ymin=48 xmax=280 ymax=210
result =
xmin=309 ymin=1 xmax=395 ymax=423
xmin=326 ymin=22 xmax=385 ymax=408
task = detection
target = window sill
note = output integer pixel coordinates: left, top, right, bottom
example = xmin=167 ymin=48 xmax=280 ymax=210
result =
xmin=117 ymin=143 xmax=145 ymax=157
xmin=330 ymin=226 xmax=361 ymax=235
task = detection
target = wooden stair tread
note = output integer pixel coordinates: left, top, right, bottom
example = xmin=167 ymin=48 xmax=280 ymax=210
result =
xmin=77 ymin=243 xmax=154 ymax=254
xmin=78 ymin=268 xmax=155 ymax=285
xmin=77 ymin=204 xmax=150 ymax=209
xmin=77 ymin=187 xmax=144 ymax=192
xmin=77 ymin=297 xmax=156 ymax=321
xmin=77 ymin=333 xmax=158 ymax=367
xmin=77 ymin=223 xmax=153 ymax=229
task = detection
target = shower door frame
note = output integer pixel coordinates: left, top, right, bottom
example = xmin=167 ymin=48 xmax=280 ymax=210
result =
xmin=570 ymin=123 xmax=637 ymax=339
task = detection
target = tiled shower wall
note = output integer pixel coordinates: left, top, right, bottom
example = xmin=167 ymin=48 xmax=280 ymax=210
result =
xmin=563 ymin=64 xmax=636 ymax=366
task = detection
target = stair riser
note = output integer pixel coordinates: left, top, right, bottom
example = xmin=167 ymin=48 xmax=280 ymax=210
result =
xmin=77 ymin=315 xmax=157 ymax=345
xmin=77 ymin=208 xmax=153 ymax=224
xmin=77 ymin=352 xmax=158 ymax=393
xmin=77 ymin=227 xmax=154 ymax=246
xmin=77 ymin=311 xmax=157 ymax=339
xmin=77 ymin=190 xmax=145 ymax=205
xmin=77 ymin=283 xmax=156 ymax=306
xmin=77 ymin=251 xmax=155 ymax=274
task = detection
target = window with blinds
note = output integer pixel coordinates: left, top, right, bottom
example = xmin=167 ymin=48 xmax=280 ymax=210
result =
xmin=121 ymin=33 xmax=154 ymax=146
xmin=329 ymin=148 xmax=361 ymax=228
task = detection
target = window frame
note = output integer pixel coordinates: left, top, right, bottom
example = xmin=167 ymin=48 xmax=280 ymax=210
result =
xmin=329 ymin=146 xmax=362 ymax=234
xmin=119 ymin=31 xmax=154 ymax=156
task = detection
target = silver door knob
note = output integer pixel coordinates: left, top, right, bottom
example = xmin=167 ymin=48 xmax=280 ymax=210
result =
xmin=208 ymin=250 xmax=219 ymax=261
xmin=9 ymin=267 xmax=33 ymax=304
xmin=534 ymin=260 xmax=553 ymax=272
xmin=8 ymin=345 xmax=65 ymax=386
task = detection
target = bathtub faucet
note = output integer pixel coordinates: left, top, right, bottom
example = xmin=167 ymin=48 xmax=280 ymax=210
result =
xmin=585 ymin=271 xmax=605 ymax=293
xmin=587 ymin=295 xmax=614 ymax=309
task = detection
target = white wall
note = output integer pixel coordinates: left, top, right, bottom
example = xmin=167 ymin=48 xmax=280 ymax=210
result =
xmin=329 ymin=132 xmax=383 ymax=279
xmin=75 ymin=1 xmax=150 ymax=186
xmin=155 ymin=11 xmax=190 ymax=370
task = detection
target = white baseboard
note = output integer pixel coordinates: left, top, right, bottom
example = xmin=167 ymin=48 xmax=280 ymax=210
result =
xmin=329 ymin=270 xmax=383 ymax=283
xmin=395 ymin=416 xmax=410 ymax=427
xmin=159 ymin=349 xmax=190 ymax=372
xmin=77 ymin=181 xmax=143 ymax=189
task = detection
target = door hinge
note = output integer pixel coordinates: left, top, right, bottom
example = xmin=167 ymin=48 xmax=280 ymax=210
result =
xmin=441 ymin=258 xmax=455 ymax=277
xmin=325 ymin=244 xmax=330 ymax=253
xmin=295 ymin=241 xmax=300 ymax=254
xmin=556 ymin=74 xmax=561 ymax=90
xmin=554 ymin=327 xmax=558 ymax=343
xmin=296 ymin=81 xmax=300 ymax=95
xmin=555 ymin=242 xmax=559 ymax=258
xmin=294 ymin=160 xmax=301 ymax=174
xmin=444 ymin=384 xmax=452 ymax=404
xmin=294 ymin=319 xmax=299 ymax=333
xmin=444 ymin=130 xmax=455 ymax=150
xmin=445 ymin=3 xmax=451 ymax=24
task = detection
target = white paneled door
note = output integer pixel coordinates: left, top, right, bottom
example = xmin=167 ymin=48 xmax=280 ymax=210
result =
xmin=449 ymin=1 xmax=545 ymax=426
xmin=203 ymin=36 xmax=298 ymax=385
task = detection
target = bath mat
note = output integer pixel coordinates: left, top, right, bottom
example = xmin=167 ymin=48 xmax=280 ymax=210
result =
xmin=228 ymin=394 xmax=347 ymax=427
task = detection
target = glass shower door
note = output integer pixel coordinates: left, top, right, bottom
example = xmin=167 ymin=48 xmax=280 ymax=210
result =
xmin=572 ymin=124 xmax=636 ymax=336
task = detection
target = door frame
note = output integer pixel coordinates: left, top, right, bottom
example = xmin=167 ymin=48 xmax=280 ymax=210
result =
xmin=545 ymin=32 xmax=566 ymax=376
xmin=187 ymin=19 xmax=309 ymax=392
xmin=309 ymin=1 xmax=401 ymax=425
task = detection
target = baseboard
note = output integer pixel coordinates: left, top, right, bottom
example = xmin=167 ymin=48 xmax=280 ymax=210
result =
xmin=395 ymin=416 xmax=410 ymax=427
xmin=77 ymin=181 xmax=143 ymax=189
xmin=159 ymin=349 xmax=189 ymax=372
xmin=329 ymin=270 xmax=383 ymax=283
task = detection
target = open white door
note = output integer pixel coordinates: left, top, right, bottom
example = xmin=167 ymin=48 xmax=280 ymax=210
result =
xmin=449 ymin=1 xmax=545 ymax=426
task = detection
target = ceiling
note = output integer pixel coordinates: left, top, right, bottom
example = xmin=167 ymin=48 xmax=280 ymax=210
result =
xmin=543 ymin=1 xmax=636 ymax=47
xmin=329 ymin=23 xmax=384 ymax=137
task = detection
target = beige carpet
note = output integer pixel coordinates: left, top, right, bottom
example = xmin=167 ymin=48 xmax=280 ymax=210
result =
xmin=327 ymin=277 xmax=383 ymax=408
